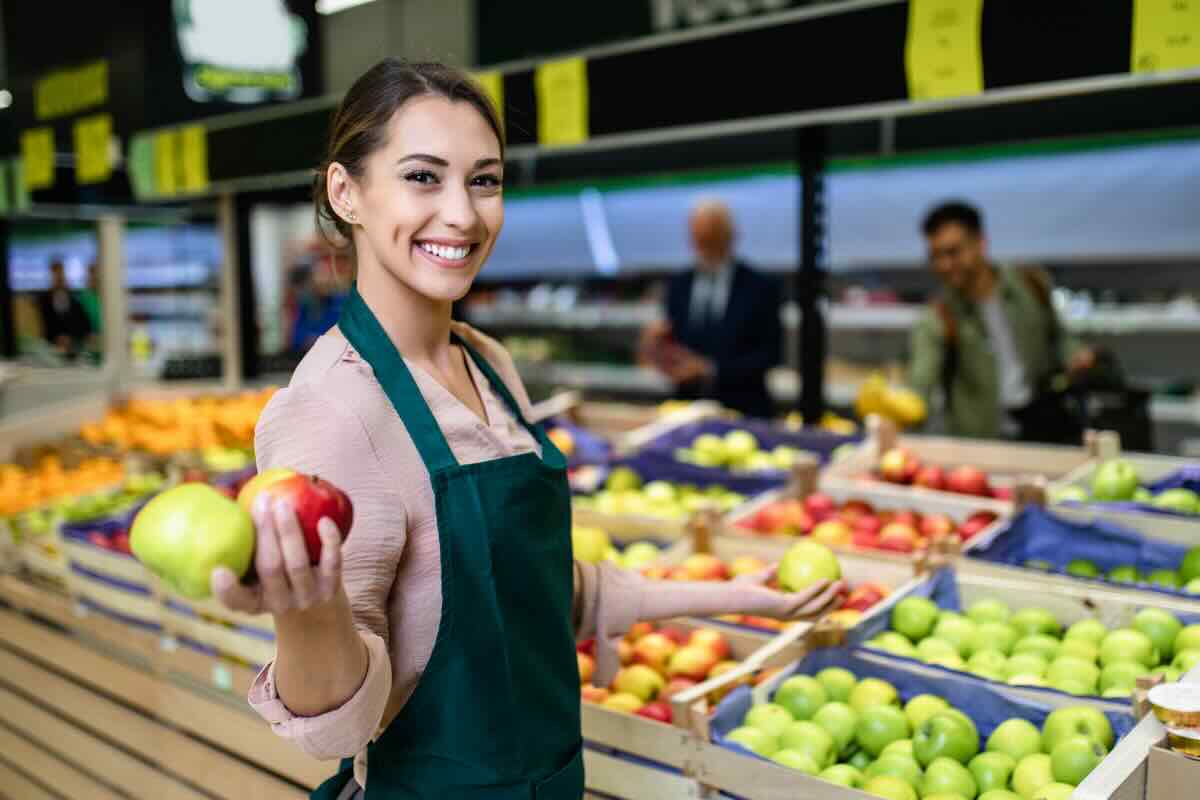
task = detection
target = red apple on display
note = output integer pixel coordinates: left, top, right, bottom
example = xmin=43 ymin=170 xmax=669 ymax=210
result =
xmin=577 ymin=638 xmax=595 ymax=656
xmin=658 ymin=626 xmax=690 ymax=646
xmin=852 ymin=529 xmax=881 ymax=549
xmin=880 ymin=448 xmax=919 ymax=483
xmin=920 ymin=513 xmax=957 ymax=540
xmin=262 ymin=474 xmax=354 ymax=563
xmin=663 ymin=677 xmax=698 ymax=698
xmin=890 ymin=510 xmax=920 ymax=529
xmin=839 ymin=499 xmax=876 ymax=524
xmin=946 ymin=465 xmax=991 ymax=496
xmin=635 ymin=700 xmax=673 ymax=724
xmin=688 ymin=628 xmax=732 ymax=661
xmin=854 ymin=514 xmax=883 ymax=536
xmin=959 ymin=511 xmax=998 ymax=541
xmin=632 ymin=632 xmax=677 ymax=673
xmin=803 ymin=492 xmax=837 ymax=521
xmin=667 ymin=645 xmax=719 ymax=681
xmin=811 ymin=519 xmax=852 ymax=547
xmin=681 ymin=553 xmax=729 ymax=581
xmin=879 ymin=522 xmax=919 ymax=553
xmin=913 ymin=465 xmax=946 ymax=490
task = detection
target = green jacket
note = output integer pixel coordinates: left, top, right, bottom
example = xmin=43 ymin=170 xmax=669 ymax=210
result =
xmin=909 ymin=266 xmax=1077 ymax=438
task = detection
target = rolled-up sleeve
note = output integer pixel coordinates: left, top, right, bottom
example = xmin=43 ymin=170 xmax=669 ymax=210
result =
xmin=246 ymin=383 xmax=406 ymax=760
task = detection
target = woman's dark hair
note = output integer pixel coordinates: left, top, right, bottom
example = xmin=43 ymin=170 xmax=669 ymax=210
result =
xmin=314 ymin=59 xmax=505 ymax=246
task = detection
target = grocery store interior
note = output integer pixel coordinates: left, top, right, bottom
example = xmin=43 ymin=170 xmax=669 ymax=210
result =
xmin=2 ymin=1 xmax=1200 ymax=799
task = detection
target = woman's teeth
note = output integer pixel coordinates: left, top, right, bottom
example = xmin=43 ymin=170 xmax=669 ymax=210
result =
xmin=419 ymin=242 xmax=471 ymax=260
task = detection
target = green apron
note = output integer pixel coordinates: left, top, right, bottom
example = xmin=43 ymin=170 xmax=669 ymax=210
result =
xmin=313 ymin=289 xmax=583 ymax=799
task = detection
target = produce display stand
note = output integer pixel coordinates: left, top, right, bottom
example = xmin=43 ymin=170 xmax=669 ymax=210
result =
xmin=0 ymin=573 xmax=329 ymax=798
xmin=580 ymin=617 xmax=820 ymax=799
xmin=1050 ymin=441 xmax=1200 ymax=521
xmin=1075 ymin=663 xmax=1200 ymax=800
xmin=823 ymin=417 xmax=1100 ymax=510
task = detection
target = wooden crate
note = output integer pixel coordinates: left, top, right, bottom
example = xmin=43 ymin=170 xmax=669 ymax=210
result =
xmin=1052 ymin=446 xmax=1200 ymax=519
xmin=0 ymin=574 xmax=330 ymax=797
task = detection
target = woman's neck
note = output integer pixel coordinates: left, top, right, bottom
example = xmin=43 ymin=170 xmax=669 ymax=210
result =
xmin=354 ymin=260 xmax=455 ymax=366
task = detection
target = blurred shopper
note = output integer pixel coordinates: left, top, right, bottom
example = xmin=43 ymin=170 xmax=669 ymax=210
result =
xmin=289 ymin=261 xmax=345 ymax=354
xmin=639 ymin=199 xmax=783 ymax=418
xmin=909 ymin=201 xmax=1096 ymax=442
xmin=36 ymin=259 xmax=92 ymax=359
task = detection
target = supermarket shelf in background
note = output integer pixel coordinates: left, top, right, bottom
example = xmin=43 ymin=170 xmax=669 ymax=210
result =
xmin=469 ymin=302 xmax=1200 ymax=335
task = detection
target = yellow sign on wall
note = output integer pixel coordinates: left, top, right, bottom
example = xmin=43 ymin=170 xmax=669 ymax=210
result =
xmin=474 ymin=71 xmax=505 ymax=127
xmin=1132 ymin=0 xmax=1200 ymax=73
xmin=180 ymin=125 xmax=209 ymax=193
xmin=20 ymin=128 xmax=55 ymax=191
xmin=905 ymin=0 xmax=984 ymax=101
xmin=35 ymin=60 xmax=109 ymax=120
xmin=535 ymin=57 xmax=589 ymax=147
xmin=74 ymin=113 xmax=114 ymax=185
xmin=154 ymin=130 xmax=181 ymax=197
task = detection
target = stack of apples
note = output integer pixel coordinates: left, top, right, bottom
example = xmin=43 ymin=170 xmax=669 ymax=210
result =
xmin=737 ymin=492 xmax=998 ymax=554
xmin=724 ymin=665 xmax=1116 ymax=800
xmin=637 ymin=549 xmax=889 ymax=631
xmin=1050 ymin=458 xmax=1200 ymax=515
xmin=875 ymin=447 xmax=1012 ymax=502
xmin=578 ymin=623 xmax=750 ymax=725
xmin=867 ymin=595 xmax=1200 ymax=698
xmin=1021 ymin=546 xmax=1200 ymax=595
xmin=128 ymin=468 xmax=353 ymax=599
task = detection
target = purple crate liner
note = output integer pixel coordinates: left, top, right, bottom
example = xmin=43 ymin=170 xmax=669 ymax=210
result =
xmin=712 ymin=646 xmax=1136 ymax=765
xmin=611 ymin=450 xmax=785 ymax=495
xmin=78 ymin=598 xmax=162 ymax=633
xmin=70 ymin=563 xmax=151 ymax=596
xmin=546 ymin=417 xmax=612 ymax=468
xmin=164 ymin=597 xmax=274 ymax=640
xmin=638 ymin=418 xmax=861 ymax=465
xmin=970 ymin=506 xmax=1198 ymax=598
xmin=210 ymin=464 xmax=258 ymax=490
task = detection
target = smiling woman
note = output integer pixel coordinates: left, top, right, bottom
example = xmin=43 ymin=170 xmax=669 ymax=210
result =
xmin=212 ymin=59 xmax=843 ymax=800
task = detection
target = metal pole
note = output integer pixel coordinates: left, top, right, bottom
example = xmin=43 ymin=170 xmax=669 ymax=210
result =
xmin=797 ymin=125 xmax=828 ymax=425
xmin=96 ymin=214 xmax=127 ymax=385
xmin=217 ymin=193 xmax=243 ymax=392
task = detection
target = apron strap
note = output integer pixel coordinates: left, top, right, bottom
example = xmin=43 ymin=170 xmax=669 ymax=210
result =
xmin=338 ymin=288 xmax=459 ymax=474
xmin=455 ymin=335 xmax=542 ymax=442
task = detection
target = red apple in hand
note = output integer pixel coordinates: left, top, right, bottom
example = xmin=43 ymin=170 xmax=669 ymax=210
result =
xmin=265 ymin=474 xmax=354 ymax=563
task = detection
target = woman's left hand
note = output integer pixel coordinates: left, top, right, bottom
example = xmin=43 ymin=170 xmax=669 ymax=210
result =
xmin=732 ymin=566 xmax=848 ymax=620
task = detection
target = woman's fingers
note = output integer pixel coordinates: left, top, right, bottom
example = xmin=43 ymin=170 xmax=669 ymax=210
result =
xmin=795 ymin=579 xmax=847 ymax=617
xmin=315 ymin=518 xmax=343 ymax=602
xmin=253 ymin=495 xmax=293 ymax=612
xmin=211 ymin=566 xmax=262 ymax=613
xmin=274 ymin=500 xmax=319 ymax=609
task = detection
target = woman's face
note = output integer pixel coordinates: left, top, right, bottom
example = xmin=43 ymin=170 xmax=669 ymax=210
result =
xmin=342 ymin=95 xmax=503 ymax=303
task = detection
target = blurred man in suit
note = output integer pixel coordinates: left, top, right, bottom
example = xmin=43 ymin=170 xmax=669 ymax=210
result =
xmin=37 ymin=260 xmax=92 ymax=359
xmin=640 ymin=199 xmax=783 ymax=418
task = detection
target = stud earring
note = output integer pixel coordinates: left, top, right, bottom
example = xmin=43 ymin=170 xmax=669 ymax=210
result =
xmin=346 ymin=209 xmax=357 ymax=223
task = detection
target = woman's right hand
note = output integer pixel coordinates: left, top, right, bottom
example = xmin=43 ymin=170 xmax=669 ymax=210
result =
xmin=211 ymin=494 xmax=345 ymax=617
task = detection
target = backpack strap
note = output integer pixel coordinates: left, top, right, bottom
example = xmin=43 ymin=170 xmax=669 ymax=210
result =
xmin=934 ymin=298 xmax=959 ymax=412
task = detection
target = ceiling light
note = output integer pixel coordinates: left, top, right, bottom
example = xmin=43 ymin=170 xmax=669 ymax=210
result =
xmin=0 ymin=90 xmax=11 ymax=109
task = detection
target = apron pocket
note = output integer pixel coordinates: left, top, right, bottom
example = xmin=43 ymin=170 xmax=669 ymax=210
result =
xmin=533 ymin=747 xmax=584 ymax=800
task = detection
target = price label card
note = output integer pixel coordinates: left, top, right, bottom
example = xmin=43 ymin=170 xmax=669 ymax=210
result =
xmin=1133 ymin=0 xmax=1200 ymax=73
xmin=180 ymin=125 xmax=209 ymax=193
xmin=535 ymin=57 xmax=589 ymax=147
xmin=154 ymin=130 xmax=180 ymax=197
xmin=474 ymin=70 xmax=505 ymax=125
xmin=20 ymin=127 xmax=55 ymax=191
xmin=74 ymin=113 xmax=114 ymax=185
xmin=905 ymin=0 xmax=984 ymax=101
xmin=127 ymin=134 xmax=157 ymax=200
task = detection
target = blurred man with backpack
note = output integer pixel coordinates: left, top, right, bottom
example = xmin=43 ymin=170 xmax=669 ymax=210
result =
xmin=908 ymin=201 xmax=1099 ymax=443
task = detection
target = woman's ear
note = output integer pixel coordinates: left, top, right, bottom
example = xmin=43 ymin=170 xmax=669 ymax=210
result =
xmin=327 ymin=162 xmax=359 ymax=225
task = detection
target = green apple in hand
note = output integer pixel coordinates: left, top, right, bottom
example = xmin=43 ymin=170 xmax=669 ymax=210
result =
xmin=921 ymin=756 xmax=977 ymax=800
xmin=970 ymin=751 xmax=1017 ymax=794
xmin=892 ymin=596 xmax=940 ymax=641
xmin=130 ymin=483 xmax=255 ymax=599
xmin=987 ymin=718 xmax=1042 ymax=762
xmin=778 ymin=540 xmax=841 ymax=592
xmin=1012 ymin=753 xmax=1055 ymax=799
xmin=1051 ymin=734 xmax=1107 ymax=785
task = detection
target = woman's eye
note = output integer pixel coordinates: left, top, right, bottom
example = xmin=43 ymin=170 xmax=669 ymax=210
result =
xmin=472 ymin=174 xmax=502 ymax=189
xmin=405 ymin=170 xmax=439 ymax=185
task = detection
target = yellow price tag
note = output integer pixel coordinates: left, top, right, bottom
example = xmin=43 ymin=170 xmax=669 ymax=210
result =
xmin=535 ymin=57 xmax=589 ymax=147
xmin=905 ymin=0 xmax=984 ymax=101
xmin=154 ymin=130 xmax=180 ymax=197
xmin=1133 ymin=0 xmax=1200 ymax=73
xmin=74 ymin=113 xmax=113 ymax=185
xmin=180 ymin=125 xmax=209 ymax=193
xmin=20 ymin=127 xmax=55 ymax=191
xmin=474 ymin=71 xmax=505 ymax=125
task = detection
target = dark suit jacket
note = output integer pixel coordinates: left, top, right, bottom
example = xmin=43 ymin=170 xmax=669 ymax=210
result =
xmin=665 ymin=261 xmax=783 ymax=418
xmin=37 ymin=290 xmax=93 ymax=348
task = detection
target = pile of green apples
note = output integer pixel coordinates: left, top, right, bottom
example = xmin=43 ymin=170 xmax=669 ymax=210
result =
xmin=866 ymin=595 xmax=1200 ymax=697
xmin=1023 ymin=546 xmax=1200 ymax=595
xmin=572 ymin=466 xmax=745 ymax=520
xmin=1051 ymin=458 xmax=1200 ymax=515
xmin=673 ymin=430 xmax=807 ymax=473
xmin=724 ymin=666 xmax=1116 ymax=799
xmin=570 ymin=524 xmax=663 ymax=568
